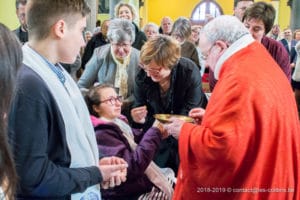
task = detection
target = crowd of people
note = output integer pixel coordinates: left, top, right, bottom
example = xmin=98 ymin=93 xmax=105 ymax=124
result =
xmin=0 ymin=0 xmax=299 ymax=199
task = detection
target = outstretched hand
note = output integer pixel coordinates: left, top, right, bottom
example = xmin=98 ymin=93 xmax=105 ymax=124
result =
xmin=163 ymin=118 xmax=185 ymax=140
xmin=189 ymin=107 xmax=205 ymax=124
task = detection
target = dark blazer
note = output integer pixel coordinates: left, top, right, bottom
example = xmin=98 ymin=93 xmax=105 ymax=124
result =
xmin=81 ymin=32 xmax=109 ymax=69
xmin=132 ymin=22 xmax=147 ymax=50
xmin=280 ymin=38 xmax=297 ymax=64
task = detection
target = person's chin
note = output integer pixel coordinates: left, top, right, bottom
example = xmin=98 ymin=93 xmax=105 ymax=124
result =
xmin=150 ymin=76 xmax=160 ymax=82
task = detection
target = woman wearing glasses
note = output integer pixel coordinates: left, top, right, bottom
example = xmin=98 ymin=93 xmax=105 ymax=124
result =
xmin=131 ymin=35 xmax=208 ymax=174
xmin=85 ymin=84 xmax=173 ymax=200
xmin=78 ymin=18 xmax=140 ymax=120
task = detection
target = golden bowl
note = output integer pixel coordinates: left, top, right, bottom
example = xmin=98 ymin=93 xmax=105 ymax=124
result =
xmin=153 ymin=114 xmax=194 ymax=123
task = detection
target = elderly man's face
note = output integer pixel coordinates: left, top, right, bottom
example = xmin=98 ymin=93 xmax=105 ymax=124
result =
xmin=199 ymin=34 xmax=223 ymax=72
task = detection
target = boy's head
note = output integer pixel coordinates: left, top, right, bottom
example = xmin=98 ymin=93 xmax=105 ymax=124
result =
xmin=26 ymin=0 xmax=90 ymax=41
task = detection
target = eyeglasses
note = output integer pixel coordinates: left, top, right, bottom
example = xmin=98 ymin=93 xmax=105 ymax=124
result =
xmin=111 ymin=43 xmax=131 ymax=49
xmin=139 ymin=64 xmax=163 ymax=75
xmin=100 ymin=96 xmax=123 ymax=105
xmin=200 ymin=44 xmax=215 ymax=61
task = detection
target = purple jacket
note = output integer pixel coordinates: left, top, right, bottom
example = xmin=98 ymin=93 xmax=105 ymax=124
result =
xmin=91 ymin=116 xmax=162 ymax=199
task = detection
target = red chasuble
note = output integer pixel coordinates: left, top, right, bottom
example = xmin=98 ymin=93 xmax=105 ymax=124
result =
xmin=173 ymin=42 xmax=300 ymax=200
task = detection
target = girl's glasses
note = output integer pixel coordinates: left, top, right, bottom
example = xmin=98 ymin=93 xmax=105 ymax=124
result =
xmin=100 ymin=96 xmax=123 ymax=105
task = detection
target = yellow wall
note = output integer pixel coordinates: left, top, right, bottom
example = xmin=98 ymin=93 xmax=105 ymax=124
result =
xmin=0 ymin=1 xmax=19 ymax=30
xmin=0 ymin=0 xmax=292 ymax=31
xmin=142 ymin=0 xmax=290 ymax=29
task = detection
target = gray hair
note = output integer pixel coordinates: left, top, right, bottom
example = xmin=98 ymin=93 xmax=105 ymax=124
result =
xmin=107 ymin=18 xmax=136 ymax=44
xmin=143 ymin=22 xmax=159 ymax=33
xmin=171 ymin=17 xmax=191 ymax=40
xmin=202 ymin=15 xmax=249 ymax=45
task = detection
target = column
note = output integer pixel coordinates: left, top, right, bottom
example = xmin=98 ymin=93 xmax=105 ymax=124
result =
xmin=290 ymin=0 xmax=300 ymax=30
xmin=86 ymin=0 xmax=97 ymax=32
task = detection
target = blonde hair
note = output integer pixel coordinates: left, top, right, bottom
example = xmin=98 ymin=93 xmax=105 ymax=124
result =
xmin=114 ymin=2 xmax=137 ymax=21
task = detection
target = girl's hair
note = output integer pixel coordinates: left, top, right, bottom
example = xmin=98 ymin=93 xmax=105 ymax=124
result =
xmin=0 ymin=23 xmax=22 ymax=199
xmin=84 ymin=83 xmax=115 ymax=117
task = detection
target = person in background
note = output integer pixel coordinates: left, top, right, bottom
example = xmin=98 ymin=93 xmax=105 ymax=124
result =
xmin=208 ymin=1 xmax=290 ymax=92
xmin=114 ymin=2 xmax=147 ymax=50
xmin=159 ymin=16 xmax=173 ymax=35
xmin=81 ymin=19 xmax=110 ymax=70
xmin=84 ymin=30 xmax=93 ymax=43
xmin=171 ymin=17 xmax=200 ymax=70
xmin=292 ymin=41 xmax=300 ymax=117
xmin=13 ymin=0 xmax=28 ymax=44
xmin=189 ymin=25 xmax=206 ymax=76
xmin=233 ymin=0 xmax=253 ymax=21
xmin=8 ymin=0 xmax=128 ymax=199
xmin=78 ymin=18 xmax=140 ymax=122
xmin=165 ymin=15 xmax=300 ymax=200
xmin=131 ymin=35 xmax=207 ymax=174
xmin=93 ymin=19 xmax=101 ymax=34
xmin=280 ymin=28 xmax=298 ymax=70
xmin=60 ymin=54 xmax=82 ymax=81
xmin=266 ymin=24 xmax=282 ymax=40
xmin=243 ymin=2 xmax=290 ymax=80
xmin=294 ymin=29 xmax=300 ymax=42
xmin=0 ymin=23 xmax=21 ymax=200
xmin=143 ymin=22 xmax=159 ymax=40
xmin=85 ymin=84 xmax=173 ymax=200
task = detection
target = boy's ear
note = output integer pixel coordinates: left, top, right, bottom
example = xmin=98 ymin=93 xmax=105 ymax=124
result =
xmin=53 ymin=19 xmax=66 ymax=38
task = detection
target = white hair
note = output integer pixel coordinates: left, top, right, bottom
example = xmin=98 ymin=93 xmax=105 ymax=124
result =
xmin=202 ymin=15 xmax=250 ymax=45
xmin=107 ymin=18 xmax=136 ymax=44
xmin=143 ymin=22 xmax=159 ymax=33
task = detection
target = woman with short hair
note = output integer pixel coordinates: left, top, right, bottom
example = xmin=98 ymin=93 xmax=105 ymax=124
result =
xmin=131 ymin=35 xmax=207 ymax=174
xmin=78 ymin=18 xmax=140 ymax=120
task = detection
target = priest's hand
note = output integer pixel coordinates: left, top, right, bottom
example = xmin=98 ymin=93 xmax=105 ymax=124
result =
xmin=189 ymin=107 xmax=205 ymax=124
xmin=163 ymin=117 xmax=185 ymax=140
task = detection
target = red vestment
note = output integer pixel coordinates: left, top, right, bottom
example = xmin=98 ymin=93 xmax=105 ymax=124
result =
xmin=173 ymin=42 xmax=300 ymax=200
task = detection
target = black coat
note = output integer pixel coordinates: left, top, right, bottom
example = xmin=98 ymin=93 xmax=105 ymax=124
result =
xmin=132 ymin=57 xmax=207 ymax=173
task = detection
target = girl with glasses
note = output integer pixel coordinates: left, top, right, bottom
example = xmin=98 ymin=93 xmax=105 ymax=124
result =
xmin=85 ymin=83 xmax=173 ymax=200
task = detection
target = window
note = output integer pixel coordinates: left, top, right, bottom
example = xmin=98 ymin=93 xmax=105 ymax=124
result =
xmin=191 ymin=0 xmax=223 ymax=25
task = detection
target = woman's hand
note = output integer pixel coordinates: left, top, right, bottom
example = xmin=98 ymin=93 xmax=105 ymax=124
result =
xmin=131 ymin=106 xmax=147 ymax=123
xmin=152 ymin=119 xmax=169 ymax=139
xmin=189 ymin=107 xmax=205 ymax=124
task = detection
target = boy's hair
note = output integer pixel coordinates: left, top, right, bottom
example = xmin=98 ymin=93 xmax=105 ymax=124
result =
xmin=27 ymin=0 xmax=90 ymax=40
xmin=242 ymin=1 xmax=275 ymax=34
